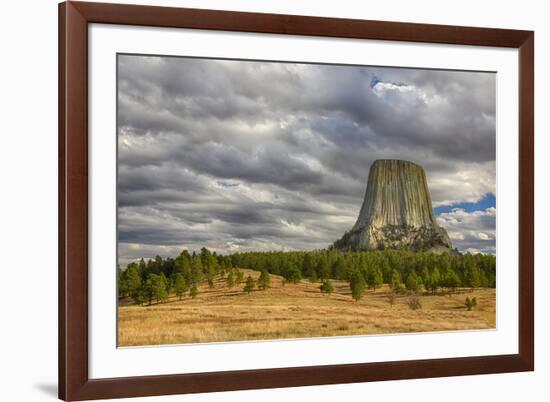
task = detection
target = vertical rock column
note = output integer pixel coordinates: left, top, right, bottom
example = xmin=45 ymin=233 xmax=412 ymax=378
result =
xmin=334 ymin=160 xmax=453 ymax=252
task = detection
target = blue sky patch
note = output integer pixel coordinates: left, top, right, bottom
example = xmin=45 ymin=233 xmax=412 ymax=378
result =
xmin=217 ymin=180 xmax=239 ymax=188
xmin=434 ymin=193 xmax=495 ymax=215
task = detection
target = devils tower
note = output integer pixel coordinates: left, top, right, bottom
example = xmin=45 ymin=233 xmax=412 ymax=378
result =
xmin=334 ymin=159 xmax=453 ymax=253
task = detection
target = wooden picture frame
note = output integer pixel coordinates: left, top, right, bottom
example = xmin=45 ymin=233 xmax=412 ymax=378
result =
xmin=59 ymin=1 xmax=534 ymax=400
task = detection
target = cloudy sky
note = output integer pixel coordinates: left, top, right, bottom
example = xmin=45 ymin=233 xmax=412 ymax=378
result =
xmin=117 ymin=54 xmax=496 ymax=265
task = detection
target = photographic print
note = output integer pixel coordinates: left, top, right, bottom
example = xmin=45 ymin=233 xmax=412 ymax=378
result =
xmin=116 ymin=54 xmax=496 ymax=347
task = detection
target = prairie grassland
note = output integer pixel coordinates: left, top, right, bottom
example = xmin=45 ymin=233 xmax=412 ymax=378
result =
xmin=118 ymin=269 xmax=496 ymax=347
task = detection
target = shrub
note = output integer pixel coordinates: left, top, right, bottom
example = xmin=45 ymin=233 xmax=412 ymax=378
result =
xmin=285 ymin=266 xmax=302 ymax=284
xmin=465 ymin=296 xmax=478 ymax=311
xmin=320 ymin=279 xmax=334 ymax=294
xmin=407 ymin=294 xmax=422 ymax=310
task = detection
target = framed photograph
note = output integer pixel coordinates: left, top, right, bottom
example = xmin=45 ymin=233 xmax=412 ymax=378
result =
xmin=59 ymin=1 xmax=534 ymax=400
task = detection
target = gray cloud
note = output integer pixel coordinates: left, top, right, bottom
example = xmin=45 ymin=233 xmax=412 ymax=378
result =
xmin=117 ymin=54 xmax=496 ymax=263
xmin=436 ymin=207 xmax=496 ymax=253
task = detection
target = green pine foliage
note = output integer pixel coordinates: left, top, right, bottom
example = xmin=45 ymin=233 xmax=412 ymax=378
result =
xmin=319 ymin=279 xmax=334 ymax=294
xmin=235 ymin=269 xmax=244 ymax=284
xmin=425 ymin=266 xmax=441 ymax=294
xmin=349 ymin=271 xmax=366 ymax=301
xmin=405 ymin=271 xmax=421 ymax=293
xmin=442 ymin=269 xmax=461 ymax=293
xmin=117 ymin=247 xmax=496 ymax=305
xmin=309 ymin=269 xmax=318 ymax=283
xmin=464 ymin=255 xmax=481 ymax=290
xmin=302 ymin=253 xmax=316 ymax=279
xmin=390 ymin=269 xmax=403 ymax=293
xmin=367 ymin=266 xmax=383 ymax=291
xmin=284 ymin=265 xmax=302 ymax=284
xmin=124 ymin=264 xmax=143 ymax=305
xmin=217 ymin=249 xmax=494 ymax=291
xmin=189 ymin=283 xmax=198 ymax=298
xmin=174 ymin=273 xmax=188 ymax=300
xmin=190 ymin=256 xmax=203 ymax=285
xmin=317 ymin=258 xmax=331 ymax=280
xmin=207 ymin=270 xmax=215 ymax=288
xmin=258 ymin=270 xmax=271 ymax=290
xmin=226 ymin=271 xmax=235 ymax=288
xmin=144 ymin=273 xmax=168 ymax=304
xmin=244 ymin=275 xmax=255 ymax=294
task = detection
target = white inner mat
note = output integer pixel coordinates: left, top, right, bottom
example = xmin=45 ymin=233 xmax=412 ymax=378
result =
xmin=89 ymin=23 xmax=518 ymax=379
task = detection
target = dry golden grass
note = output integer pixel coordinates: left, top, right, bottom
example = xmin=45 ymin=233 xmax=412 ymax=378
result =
xmin=118 ymin=269 xmax=496 ymax=347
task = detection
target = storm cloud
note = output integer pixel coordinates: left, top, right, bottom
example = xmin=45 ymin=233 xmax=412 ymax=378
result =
xmin=117 ymin=54 xmax=496 ymax=264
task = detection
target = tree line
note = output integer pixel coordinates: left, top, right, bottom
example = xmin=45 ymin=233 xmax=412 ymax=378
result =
xmin=118 ymin=247 xmax=496 ymax=305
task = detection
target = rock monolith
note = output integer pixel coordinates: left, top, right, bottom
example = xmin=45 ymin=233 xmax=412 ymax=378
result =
xmin=334 ymin=159 xmax=453 ymax=253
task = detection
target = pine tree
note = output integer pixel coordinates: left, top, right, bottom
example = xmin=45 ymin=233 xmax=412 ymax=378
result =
xmin=207 ymin=266 xmax=215 ymax=288
xmin=258 ymin=270 xmax=271 ymax=290
xmin=427 ymin=267 xmax=441 ymax=294
xmin=349 ymin=271 xmax=365 ymax=301
xmin=161 ymin=273 xmax=170 ymax=301
xmin=147 ymin=273 xmax=168 ymax=304
xmin=444 ymin=269 xmax=461 ymax=293
xmin=174 ymin=251 xmax=192 ymax=284
xmin=189 ymin=283 xmax=198 ymax=298
xmin=405 ymin=271 xmax=420 ymax=293
xmin=244 ymin=275 xmax=255 ymax=294
xmin=479 ymin=270 xmax=489 ymax=288
xmin=464 ymin=259 xmax=480 ymax=290
xmin=420 ymin=266 xmax=430 ymax=286
xmin=161 ymin=272 xmax=171 ymax=296
xmin=309 ymin=270 xmax=318 ymax=283
xmin=138 ymin=258 xmax=147 ymax=277
xmin=226 ymin=271 xmax=235 ymax=288
xmin=126 ymin=264 xmax=143 ymax=305
xmin=285 ymin=266 xmax=302 ymax=284
xmin=317 ymin=257 xmax=331 ymax=280
xmin=235 ymin=269 xmax=244 ymax=284
xmin=190 ymin=256 xmax=203 ymax=285
xmin=117 ymin=265 xmax=127 ymax=298
xmin=143 ymin=274 xmax=154 ymax=305
xmin=174 ymin=273 xmax=187 ymax=300
xmin=302 ymin=253 xmax=315 ymax=279
xmin=367 ymin=266 xmax=383 ymax=291
xmin=332 ymin=257 xmax=347 ymax=280
xmin=390 ymin=269 xmax=403 ymax=293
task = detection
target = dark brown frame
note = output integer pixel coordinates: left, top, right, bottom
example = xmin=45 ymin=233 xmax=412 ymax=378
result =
xmin=59 ymin=1 xmax=534 ymax=400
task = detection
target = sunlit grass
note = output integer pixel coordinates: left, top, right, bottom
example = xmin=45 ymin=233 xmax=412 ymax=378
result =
xmin=118 ymin=269 xmax=496 ymax=347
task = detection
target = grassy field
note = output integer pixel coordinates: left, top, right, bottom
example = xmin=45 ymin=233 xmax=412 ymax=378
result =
xmin=118 ymin=269 xmax=496 ymax=347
